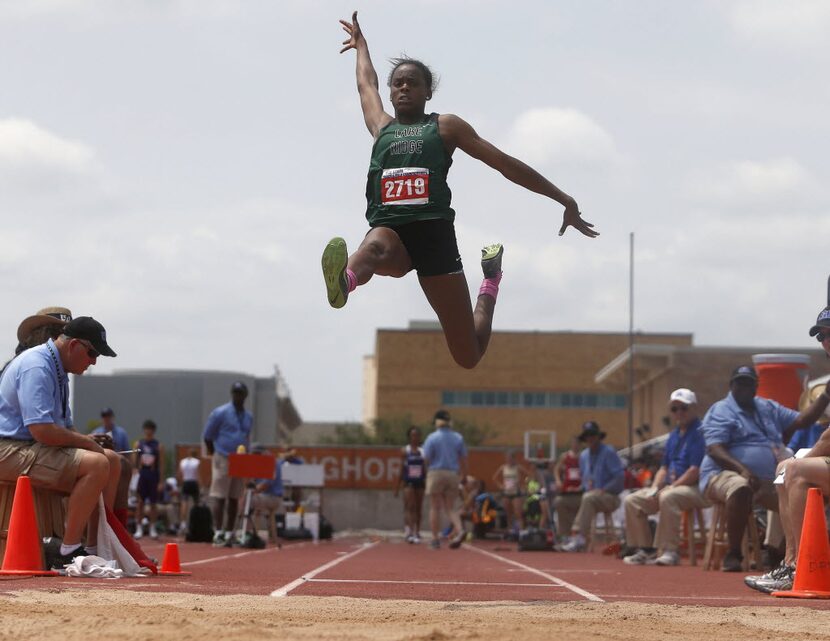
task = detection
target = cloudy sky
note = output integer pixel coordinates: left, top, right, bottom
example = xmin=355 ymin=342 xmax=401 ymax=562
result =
xmin=1 ymin=0 xmax=829 ymax=422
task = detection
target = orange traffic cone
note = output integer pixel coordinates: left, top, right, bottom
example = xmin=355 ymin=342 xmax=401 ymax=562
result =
xmin=0 ymin=476 xmax=58 ymax=576
xmin=773 ymin=487 xmax=830 ymax=598
xmin=158 ymin=542 xmax=191 ymax=576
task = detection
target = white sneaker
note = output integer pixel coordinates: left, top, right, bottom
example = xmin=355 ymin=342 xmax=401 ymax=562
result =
xmin=623 ymin=549 xmax=654 ymax=565
xmin=412 ymin=535 xmax=422 ymax=544
xmin=560 ymin=535 xmax=586 ymax=553
xmin=134 ymin=524 xmax=144 ymax=539
xmin=149 ymin=524 xmax=159 ymax=539
xmin=654 ymin=550 xmax=680 ymax=566
xmin=212 ymin=530 xmax=226 ymax=546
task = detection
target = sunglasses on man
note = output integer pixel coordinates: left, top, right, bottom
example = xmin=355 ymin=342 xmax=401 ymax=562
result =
xmin=669 ymin=405 xmax=688 ymax=413
xmin=816 ymin=331 xmax=830 ymax=343
xmin=75 ymin=338 xmax=100 ymax=359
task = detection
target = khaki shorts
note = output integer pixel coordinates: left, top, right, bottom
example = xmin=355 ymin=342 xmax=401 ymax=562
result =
xmin=209 ymin=453 xmax=243 ymax=500
xmin=704 ymin=470 xmax=778 ymax=511
xmin=0 ymin=438 xmax=83 ymax=494
xmin=252 ymin=493 xmax=283 ymax=513
xmin=426 ymin=469 xmax=460 ymax=504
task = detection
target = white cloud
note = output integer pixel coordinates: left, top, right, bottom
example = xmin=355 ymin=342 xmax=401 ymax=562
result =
xmin=504 ymin=107 xmax=622 ymax=169
xmin=685 ymin=157 xmax=817 ymax=210
xmin=0 ymin=118 xmax=94 ymax=172
xmin=729 ymin=0 xmax=830 ymax=47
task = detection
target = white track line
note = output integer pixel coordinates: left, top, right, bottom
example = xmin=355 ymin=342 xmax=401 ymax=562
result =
xmin=307 ymin=578 xmax=567 ymax=588
xmin=270 ymin=541 xmax=379 ymax=597
xmin=463 ymin=544 xmax=604 ymax=602
xmin=181 ymin=540 xmax=310 ymax=567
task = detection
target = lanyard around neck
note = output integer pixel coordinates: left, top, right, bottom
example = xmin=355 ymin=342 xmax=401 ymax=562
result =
xmin=45 ymin=342 xmax=67 ymax=421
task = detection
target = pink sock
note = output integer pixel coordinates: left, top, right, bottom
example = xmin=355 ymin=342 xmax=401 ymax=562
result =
xmin=478 ymin=271 xmax=503 ymax=300
xmin=346 ymin=269 xmax=357 ymax=293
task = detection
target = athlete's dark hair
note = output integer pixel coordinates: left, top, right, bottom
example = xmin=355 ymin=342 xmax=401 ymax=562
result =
xmin=387 ymin=56 xmax=439 ymax=96
xmin=142 ymin=419 xmax=157 ymax=431
xmin=407 ymin=425 xmax=421 ymax=438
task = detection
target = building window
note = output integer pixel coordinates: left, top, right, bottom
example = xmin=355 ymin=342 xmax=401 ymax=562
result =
xmin=441 ymin=390 xmax=627 ymax=410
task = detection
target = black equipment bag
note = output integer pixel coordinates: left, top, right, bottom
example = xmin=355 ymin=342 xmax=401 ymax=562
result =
xmin=517 ymin=527 xmax=554 ymax=551
xmin=185 ymin=503 xmax=215 ymax=543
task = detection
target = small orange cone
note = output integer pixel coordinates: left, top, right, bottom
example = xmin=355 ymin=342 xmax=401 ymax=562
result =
xmin=773 ymin=487 xmax=830 ymax=598
xmin=0 ymin=476 xmax=58 ymax=576
xmin=158 ymin=542 xmax=191 ymax=576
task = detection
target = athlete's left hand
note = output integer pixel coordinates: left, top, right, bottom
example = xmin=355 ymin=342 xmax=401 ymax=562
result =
xmin=558 ymin=200 xmax=599 ymax=238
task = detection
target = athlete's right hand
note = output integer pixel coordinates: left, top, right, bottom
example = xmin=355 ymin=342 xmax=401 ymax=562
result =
xmin=339 ymin=11 xmax=363 ymax=53
xmin=558 ymin=198 xmax=599 ymax=238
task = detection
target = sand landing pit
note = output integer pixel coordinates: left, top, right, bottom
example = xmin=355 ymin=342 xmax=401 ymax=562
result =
xmin=3 ymin=589 xmax=830 ymax=641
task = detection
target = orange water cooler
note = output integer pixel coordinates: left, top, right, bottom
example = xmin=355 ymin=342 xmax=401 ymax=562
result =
xmin=751 ymin=354 xmax=811 ymax=410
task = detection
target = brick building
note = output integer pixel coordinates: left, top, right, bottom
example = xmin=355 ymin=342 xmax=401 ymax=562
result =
xmin=362 ymin=321 xmax=830 ymax=450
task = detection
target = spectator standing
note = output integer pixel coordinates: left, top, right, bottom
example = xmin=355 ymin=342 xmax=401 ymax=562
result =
xmin=492 ymin=450 xmax=529 ymax=537
xmin=561 ymin=421 xmax=624 ymax=552
xmin=178 ymin=448 xmax=202 ymax=532
xmin=203 ymin=381 xmax=253 ymax=546
xmin=93 ymin=408 xmax=130 ymax=452
xmin=93 ymin=407 xmax=133 ymax=526
xmin=698 ymin=365 xmax=818 ymax=571
xmin=395 ymin=425 xmax=426 ymax=543
xmin=0 ymin=316 xmax=121 ymax=568
xmin=552 ymin=436 xmax=583 ymax=540
xmin=423 ymin=409 xmax=467 ymax=550
xmin=133 ymin=419 xmax=163 ymax=539
xmin=622 ymin=388 xmax=708 ymax=566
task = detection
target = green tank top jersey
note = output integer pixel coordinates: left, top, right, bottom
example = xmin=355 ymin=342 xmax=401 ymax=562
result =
xmin=365 ymin=113 xmax=455 ymax=227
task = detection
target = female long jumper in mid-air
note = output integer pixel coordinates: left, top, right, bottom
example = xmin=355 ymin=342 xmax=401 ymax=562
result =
xmin=322 ymin=11 xmax=598 ymax=369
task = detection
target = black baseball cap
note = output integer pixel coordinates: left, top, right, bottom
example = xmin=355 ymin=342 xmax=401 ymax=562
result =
xmin=578 ymin=420 xmax=606 ymax=441
xmin=100 ymin=407 xmax=114 ymax=417
xmin=730 ymin=365 xmax=758 ymax=382
xmin=433 ymin=409 xmax=451 ymax=423
xmin=231 ymin=381 xmax=248 ymax=394
xmin=63 ymin=317 xmax=116 ymax=357
xmin=809 ymin=307 xmax=830 ymax=337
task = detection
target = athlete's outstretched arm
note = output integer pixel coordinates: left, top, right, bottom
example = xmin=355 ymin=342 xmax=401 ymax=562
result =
xmin=439 ymin=114 xmax=598 ymax=238
xmin=339 ymin=11 xmax=393 ymax=137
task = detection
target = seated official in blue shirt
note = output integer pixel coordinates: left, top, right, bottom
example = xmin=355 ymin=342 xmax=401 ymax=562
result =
xmin=561 ymin=421 xmax=624 ymax=552
xmin=0 ymin=317 xmax=121 ymax=570
xmin=251 ymin=456 xmax=284 ymax=543
xmin=622 ymin=388 xmax=708 ymax=567
xmin=698 ymin=365 xmax=822 ymax=572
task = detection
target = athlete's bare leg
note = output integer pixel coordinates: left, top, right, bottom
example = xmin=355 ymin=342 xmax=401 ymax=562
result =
xmin=775 ymin=459 xmax=797 ymax=565
xmin=785 ymin=457 xmax=830 ymax=557
xmin=328 ymin=227 xmax=498 ymax=368
xmin=348 ymin=227 xmax=412 ymax=282
xmin=419 ymin=272 xmax=495 ymax=369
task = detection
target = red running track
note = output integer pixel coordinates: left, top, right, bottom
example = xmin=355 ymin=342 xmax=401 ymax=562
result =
xmin=3 ymin=535 xmax=830 ymax=609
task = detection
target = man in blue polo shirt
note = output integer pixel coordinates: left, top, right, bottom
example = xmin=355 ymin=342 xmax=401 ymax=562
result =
xmin=0 ymin=316 xmax=121 ymax=569
xmin=622 ymin=388 xmax=708 ymax=566
xmin=699 ymin=365 xmax=820 ymax=572
xmin=561 ymin=421 xmax=624 ymax=552
xmin=92 ymin=407 xmax=133 ymax=527
xmin=203 ymin=381 xmax=253 ymax=546
xmin=423 ymin=409 xmax=467 ymax=550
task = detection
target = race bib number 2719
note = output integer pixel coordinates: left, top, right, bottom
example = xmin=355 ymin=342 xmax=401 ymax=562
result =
xmin=381 ymin=167 xmax=430 ymax=206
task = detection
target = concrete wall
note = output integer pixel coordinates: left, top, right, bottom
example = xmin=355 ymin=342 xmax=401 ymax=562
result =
xmin=72 ymin=369 xmax=278 ymax=465
xmin=322 ymin=489 xmax=455 ymax=532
